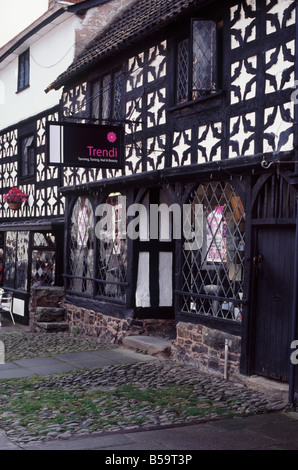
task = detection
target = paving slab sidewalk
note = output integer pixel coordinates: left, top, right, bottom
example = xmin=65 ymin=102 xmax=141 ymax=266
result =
xmin=1 ymin=411 xmax=298 ymax=451
xmin=0 ymin=348 xmax=158 ymax=379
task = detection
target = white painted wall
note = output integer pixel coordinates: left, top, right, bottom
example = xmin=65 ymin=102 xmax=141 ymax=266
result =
xmin=0 ymin=13 xmax=76 ymax=130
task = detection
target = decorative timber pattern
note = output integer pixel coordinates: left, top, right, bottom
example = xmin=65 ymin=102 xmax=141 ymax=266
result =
xmin=0 ymin=0 xmax=296 ymax=219
xmin=0 ymin=109 xmax=62 ymax=220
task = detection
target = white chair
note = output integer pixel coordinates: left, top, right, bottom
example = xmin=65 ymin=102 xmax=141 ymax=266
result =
xmin=0 ymin=292 xmax=15 ymax=325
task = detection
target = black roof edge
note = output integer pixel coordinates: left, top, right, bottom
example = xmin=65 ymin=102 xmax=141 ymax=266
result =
xmin=0 ymin=0 xmax=112 ymax=64
xmin=68 ymin=0 xmax=112 ymax=14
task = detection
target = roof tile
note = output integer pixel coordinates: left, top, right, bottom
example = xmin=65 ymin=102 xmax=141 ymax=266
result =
xmin=47 ymin=0 xmax=203 ymax=91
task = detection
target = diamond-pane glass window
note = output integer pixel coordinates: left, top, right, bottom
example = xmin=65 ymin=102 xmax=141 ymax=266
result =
xmin=102 ymin=74 xmax=112 ymax=120
xmin=176 ymin=20 xmax=218 ymax=104
xmin=91 ymin=70 xmax=122 ymax=122
xmin=182 ymin=182 xmax=245 ymax=322
xmin=69 ymin=197 xmax=94 ymax=295
xmin=96 ymin=193 xmax=127 ymax=302
xmin=32 ymin=250 xmax=56 ymax=287
xmin=4 ymin=231 xmax=29 ymax=291
xmin=113 ymin=70 xmax=122 ymax=120
xmin=192 ymin=20 xmax=217 ymax=99
xmin=31 ymin=232 xmax=56 ymax=287
xmin=21 ymin=135 xmax=35 ymax=177
xmin=177 ymin=38 xmax=189 ymax=103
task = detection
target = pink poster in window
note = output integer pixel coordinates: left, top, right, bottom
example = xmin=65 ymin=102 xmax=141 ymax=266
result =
xmin=206 ymin=206 xmax=227 ymax=263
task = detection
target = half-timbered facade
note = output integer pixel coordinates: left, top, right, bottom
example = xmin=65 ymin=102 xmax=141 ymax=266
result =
xmin=42 ymin=0 xmax=298 ymax=395
xmin=0 ymin=0 xmax=136 ymax=323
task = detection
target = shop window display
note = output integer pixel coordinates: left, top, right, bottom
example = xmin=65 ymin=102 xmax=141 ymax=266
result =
xmin=181 ymin=181 xmax=245 ymax=322
xmin=69 ymin=197 xmax=95 ymax=295
xmin=4 ymin=231 xmax=30 ymax=291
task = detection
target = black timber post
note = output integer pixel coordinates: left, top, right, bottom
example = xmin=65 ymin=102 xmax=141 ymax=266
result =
xmin=288 ymin=0 xmax=298 ymax=407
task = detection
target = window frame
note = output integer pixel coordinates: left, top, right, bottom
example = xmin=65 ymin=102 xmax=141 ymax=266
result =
xmin=17 ymin=49 xmax=30 ymax=93
xmin=4 ymin=231 xmax=30 ymax=292
xmin=67 ymin=194 xmax=128 ymax=303
xmin=175 ymin=18 xmax=222 ymax=106
xmin=179 ymin=181 xmax=245 ymax=325
xmin=19 ymin=133 xmax=35 ymax=180
xmin=91 ymin=68 xmax=123 ymax=123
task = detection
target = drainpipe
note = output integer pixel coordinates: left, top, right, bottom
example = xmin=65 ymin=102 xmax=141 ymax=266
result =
xmin=224 ymin=338 xmax=229 ymax=381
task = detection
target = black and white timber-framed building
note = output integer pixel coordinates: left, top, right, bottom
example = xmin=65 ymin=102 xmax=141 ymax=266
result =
xmin=3 ymin=0 xmax=298 ymax=398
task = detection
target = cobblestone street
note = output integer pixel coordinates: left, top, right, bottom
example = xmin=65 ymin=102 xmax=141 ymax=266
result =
xmin=0 ymin=330 xmax=288 ymax=445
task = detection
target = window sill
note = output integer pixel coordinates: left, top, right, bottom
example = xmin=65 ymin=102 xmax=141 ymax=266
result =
xmin=168 ymin=90 xmax=223 ymax=112
xmin=18 ymin=175 xmax=35 ymax=184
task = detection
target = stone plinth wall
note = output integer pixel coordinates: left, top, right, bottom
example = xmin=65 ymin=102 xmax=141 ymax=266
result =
xmin=171 ymin=322 xmax=241 ymax=379
xmin=64 ymin=303 xmax=131 ymax=344
xmin=64 ymin=303 xmax=176 ymax=344
xmin=127 ymin=319 xmax=176 ymax=340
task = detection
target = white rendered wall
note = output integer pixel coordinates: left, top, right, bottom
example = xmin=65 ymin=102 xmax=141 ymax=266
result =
xmin=0 ymin=14 xmax=76 ymax=130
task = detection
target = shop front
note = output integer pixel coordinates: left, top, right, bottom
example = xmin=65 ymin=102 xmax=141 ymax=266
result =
xmin=61 ymin=169 xmax=246 ymax=368
xmin=0 ymin=221 xmax=64 ymax=323
xmin=60 ymin=161 xmax=298 ymax=391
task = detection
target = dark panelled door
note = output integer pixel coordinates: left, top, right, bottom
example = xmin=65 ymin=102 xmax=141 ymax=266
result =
xmin=253 ymin=226 xmax=295 ymax=381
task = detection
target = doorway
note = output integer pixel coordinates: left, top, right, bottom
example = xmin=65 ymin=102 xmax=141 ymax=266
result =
xmin=253 ymin=226 xmax=295 ymax=381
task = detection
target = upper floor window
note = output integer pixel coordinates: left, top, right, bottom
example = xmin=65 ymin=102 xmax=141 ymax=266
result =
xmin=20 ymin=135 xmax=35 ymax=178
xmin=176 ymin=20 xmax=220 ymax=104
xmin=18 ymin=49 xmax=30 ymax=92
xmin=91 ymin=70 xmax=123 ymax=122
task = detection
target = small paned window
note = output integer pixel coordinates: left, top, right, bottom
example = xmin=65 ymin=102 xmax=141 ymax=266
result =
xmin=18 ymin=49 xmax=30 ymax=92
xmin=96 ymin=193 xmax=127 ymax=302
xmin=4 ymin=231 xmax=30 ymax=291
xmin=69 ymin=197 xmax=95 ymax=295
xmin=181 ymin=182 xmax=245 ymax=322
xmin=91 ymin=70 xmax=123 ymax=122
xmin=67 ymin=194 xmax=127 ymax=302
xmin=176 ymin=20 xmax=219 ymax=104
xmin=20 ymin=135 xmax=35 ymax=177
xmin=31 ymin=232 xmax=56 ymax=288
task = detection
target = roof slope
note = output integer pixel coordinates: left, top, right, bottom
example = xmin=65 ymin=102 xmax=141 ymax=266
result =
xmin=47 ymin=0 xmax=205 ymax=91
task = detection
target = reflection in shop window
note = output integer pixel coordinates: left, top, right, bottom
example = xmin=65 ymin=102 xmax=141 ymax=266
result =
xmin=96 ymin=193 xmax=127 ymax=302
xmin=4 ymin=231 xmax=29 ymax=291
xmin=31 ymin=232 xmax=56 ymax=287
xmin=69 ymin=197 xmax=94 ymax=295
xmin=182 ymin=182 xmax=245 ymax=322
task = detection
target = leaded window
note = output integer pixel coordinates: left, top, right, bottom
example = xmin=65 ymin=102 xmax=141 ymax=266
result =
xmin=69 ymin=197 xmax=95 ymax=295
xmin=181 ymin=182 xmax=245 ymax=322
xmin=68 ymin=194 xmax=127 ymax=302
xmin=176 ymin=20 xmax=218 ymax=104
xmin=96 ymin=193 xmax=127 ymax=302
xmin=20 ymin=135 xmax=35 ymax=177
xmin=31 ymin=232 xmax=56 ymax=287
xmin=91 ymin=70 xmax=123 ymax=122
xmin=4 ymin=231 xmax=30 ymax=291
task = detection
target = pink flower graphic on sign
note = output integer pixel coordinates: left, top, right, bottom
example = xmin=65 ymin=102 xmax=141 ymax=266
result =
xmin=107 ymin=132 xmax=117 ymax=143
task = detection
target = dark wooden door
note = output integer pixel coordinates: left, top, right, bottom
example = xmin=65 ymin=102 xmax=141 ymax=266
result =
xmin=253 ymin=226 xmax=295 ymax=381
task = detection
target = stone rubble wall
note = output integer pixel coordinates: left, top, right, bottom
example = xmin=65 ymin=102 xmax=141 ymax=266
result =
xmin=64 ymin=303 xmax=176 ymax=344
xmin=171 ymin=322 xmax=241 ymax=378
xmin=29 ymin=287 xmax=241 ymax=378
xmin=64 ymin=303 xmax=131 ymax=345
xmin=29 ymin=286 xmax=67 ymax=333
